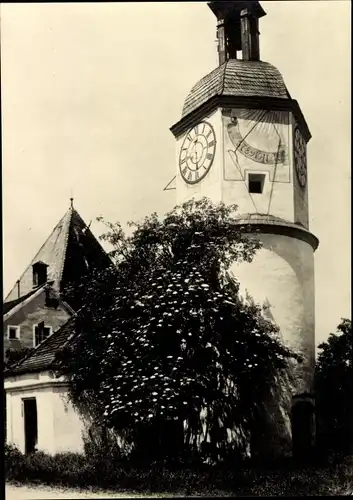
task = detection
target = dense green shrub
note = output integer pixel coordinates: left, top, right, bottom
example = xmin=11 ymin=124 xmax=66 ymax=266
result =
xmin=4 ymin=443 xmax=353 ymax=495
xmin=315 ymin=319 xmax=353 ymax=457
xmin=4 ymin=444 xmax=26 ymax=479
xmin=58 ymin=199 xmax=301 ymax=464
xmin=22 ymin=451 xmax=56 ymax=483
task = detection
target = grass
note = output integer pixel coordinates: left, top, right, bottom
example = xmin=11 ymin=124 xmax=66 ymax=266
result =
xmin=5 ymin=444 xmax=353 ymax=496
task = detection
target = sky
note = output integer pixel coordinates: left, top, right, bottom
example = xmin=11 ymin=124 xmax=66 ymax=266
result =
xmin=1 ymin=1 xmax=351 ymax=347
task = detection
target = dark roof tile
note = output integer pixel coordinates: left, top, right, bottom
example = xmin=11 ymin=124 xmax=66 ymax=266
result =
xmin=3 ymin=285 xmax=45 ymax=315
xmin=182 ymin=59 xmax=289 ymax=118
xmin=9 ymin=317 xmax=76 ymax=375
xmin=5 ymin=206 xmax=111 ymax=303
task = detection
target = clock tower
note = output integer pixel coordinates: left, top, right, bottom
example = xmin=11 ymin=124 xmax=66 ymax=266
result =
xmin=170 ymin=1 xmax=319 ymax=458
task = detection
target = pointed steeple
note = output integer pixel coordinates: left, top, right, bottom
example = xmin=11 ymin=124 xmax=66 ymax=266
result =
xmin=4 ymin=204 xmax=111 ymax=303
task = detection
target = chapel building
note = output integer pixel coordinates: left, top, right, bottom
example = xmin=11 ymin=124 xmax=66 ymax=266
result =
xmin=4 ymin=201 xmax=112 ymax=454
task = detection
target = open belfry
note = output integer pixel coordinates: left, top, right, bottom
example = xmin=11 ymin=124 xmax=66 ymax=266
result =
xmin=170 ymin=1 xmax=319 ymax=456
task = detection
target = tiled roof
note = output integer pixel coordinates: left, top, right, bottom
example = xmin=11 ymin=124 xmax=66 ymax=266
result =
xmin=3 ymin=286 xmax=43 ymax=315
xmin=9 ymin=317 xmax=76 ymax=375
xmin=182 ymin=59 xmax=290 ymax=118
xmin=234 ymin=213 xmax=303 ymax=228
xmin=5 ymin=205 xmax=111 ymax=303
xmin=233 ymin=213 xmax=319 ymax=250
xmin=5 ymin=209 xmax=72 ymax=302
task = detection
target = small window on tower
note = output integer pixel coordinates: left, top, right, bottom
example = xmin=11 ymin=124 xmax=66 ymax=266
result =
xmin=248 ymin=173 xmax=266 ymax=194
xmin=32 ymin=261 xmax=48 ymax=288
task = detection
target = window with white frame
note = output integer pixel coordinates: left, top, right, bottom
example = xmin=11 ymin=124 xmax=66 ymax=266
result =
xmin=33 ymin=322 xmax=52 ymax=347
xmin=7 ymin=325 xmax=20 ymax=340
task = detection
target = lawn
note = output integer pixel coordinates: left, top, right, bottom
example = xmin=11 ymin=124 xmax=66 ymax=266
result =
xmin=5 ymin=454 xmax=353 ymax=497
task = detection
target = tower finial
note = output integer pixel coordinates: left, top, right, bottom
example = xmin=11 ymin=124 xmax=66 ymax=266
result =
xmin=69 ymin=188 xmax=74 ymax=209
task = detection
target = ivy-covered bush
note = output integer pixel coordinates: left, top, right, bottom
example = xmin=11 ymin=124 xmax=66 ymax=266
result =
xmin=57 ymin=198 xmax=301 ymax=462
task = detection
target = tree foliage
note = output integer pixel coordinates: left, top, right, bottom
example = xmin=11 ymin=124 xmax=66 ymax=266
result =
xmin=57 ymin=198 xmax=300 ymax=462
xmin=315 ymin=318 xmax=353 ymax=455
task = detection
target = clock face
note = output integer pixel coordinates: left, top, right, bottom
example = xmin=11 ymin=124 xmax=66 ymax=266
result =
xmin=293 ymin=127 xmax=307 ymax=188
xmin=179 ymin=121 xmax=216 ymax=184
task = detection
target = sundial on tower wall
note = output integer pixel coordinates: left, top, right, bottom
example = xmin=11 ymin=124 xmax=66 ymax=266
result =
xmin=170 ymin=0 xmax=319 ymax=459
xmin=170 ymin=0 xmax=310 ymax=227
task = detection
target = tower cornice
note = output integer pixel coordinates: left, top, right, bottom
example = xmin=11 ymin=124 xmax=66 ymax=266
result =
xmin=170 ymin=95 xmax=311 ymax=142
xmin=233 ymin=214 xmax=319 ymax=251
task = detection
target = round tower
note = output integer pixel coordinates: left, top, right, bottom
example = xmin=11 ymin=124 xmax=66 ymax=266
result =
xmin=170 ymin=1 xmax=319 ymax=458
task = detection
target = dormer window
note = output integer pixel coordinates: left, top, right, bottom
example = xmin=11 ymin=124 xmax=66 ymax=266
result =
xmin=32 ymin=261 xmax=48 ymax=288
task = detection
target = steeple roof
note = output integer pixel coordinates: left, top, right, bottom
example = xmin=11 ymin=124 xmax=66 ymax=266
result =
xmin=4 ymin=204 xmax=111 ymax=303
xmin=182 ymin=59 xmax=290 ymax=118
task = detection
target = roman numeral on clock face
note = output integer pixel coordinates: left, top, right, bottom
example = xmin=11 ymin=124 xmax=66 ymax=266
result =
xmin=179 ymin=121 xmax=216 ymax=184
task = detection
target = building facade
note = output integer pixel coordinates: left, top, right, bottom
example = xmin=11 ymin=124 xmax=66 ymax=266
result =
xmin=4 ymin=202 xmax=112 ymax=454
xmin=170 ymin=1 xmax=319 ymax=457
xmin=4 ymin=200 xmax=111 ymax=356
xmin=5 ymin=1 xmax=319 ymax=458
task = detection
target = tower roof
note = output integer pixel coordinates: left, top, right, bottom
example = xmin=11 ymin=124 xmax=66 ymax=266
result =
xmin=208 ymin=1 xmax=266 ymax=20
xmin=182 ymin=59 xmax=290 ymax=118
xmin=4 ymin=203 xmax=111 ymax=303
xmin=171 ymin=1 xmax=310 ymax=141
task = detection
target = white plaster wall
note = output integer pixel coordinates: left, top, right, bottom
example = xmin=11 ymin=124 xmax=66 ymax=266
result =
xmin=5 ymin=371 xmax=59 ymax=390
xmin=220 ymin=109 xmax=304 ymax=223
xmin=6 ymin=385 xmax=55 ymax=454
xmin=230 ymin=232 xmax=316 ymax=394
xmin=52 ymin=386 xmax=85 ymax=454
xmin=174 ymin=109 xmax=311 ymax=230
xmin=5 ymin=372 xmax=85 ymax=455
xmin=176 ymin=109 xmax=223 ymax=205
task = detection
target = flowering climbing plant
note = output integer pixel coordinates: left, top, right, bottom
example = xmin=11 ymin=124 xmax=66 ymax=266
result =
xmin=57 ymin=198 xmax=300 ymax=461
